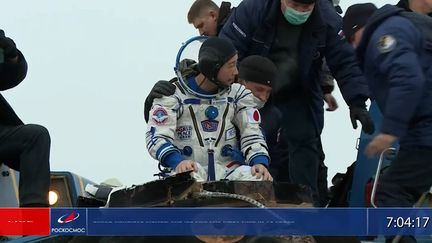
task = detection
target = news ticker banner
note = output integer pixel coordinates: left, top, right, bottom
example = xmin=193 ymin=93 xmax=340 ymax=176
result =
xmin=1 ymin=208 xmax=432 ymax=236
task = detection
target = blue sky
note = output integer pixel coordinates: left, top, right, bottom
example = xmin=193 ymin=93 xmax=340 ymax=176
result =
xmin=1 ymin=0 xmax=396 ymax=186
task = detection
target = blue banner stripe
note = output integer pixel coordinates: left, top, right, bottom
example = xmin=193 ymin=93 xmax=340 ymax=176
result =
xmin=48 ymin=208 xmax=432 ymax=236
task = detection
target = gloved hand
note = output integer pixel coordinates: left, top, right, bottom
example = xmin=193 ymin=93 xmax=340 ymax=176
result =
xmin=149 ymin=80 xmax=176 ymax=100
xmin=179 ymin=58 xmax=199 ymax=78
xmin=0 ymin=30 xmax=18 ymax=60
xmin=144 ymin=80 xmax=176 ymax=122
xmin=349 ymin=98 xmax=375 ymax=134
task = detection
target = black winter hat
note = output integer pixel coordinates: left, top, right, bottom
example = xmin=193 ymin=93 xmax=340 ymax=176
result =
xmin=293 ymin=0 xmax=316 ymax=4
xmin=239 ymin=55 xmax=277 ymax=87
xmin=198 ymin=37 xmax=237 ymax=81
xmin=343 ymin=3 xmax=377 ymax=41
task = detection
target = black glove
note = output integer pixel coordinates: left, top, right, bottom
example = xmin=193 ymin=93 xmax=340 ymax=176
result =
xmin=0 ymin=30 xmax=18 ymax=59
xmin=349 ymin=98 xmax=375 ymax=134
xmin=144 ymin=80 xmax=176 ymax=122
xmin=179 ymin=58 xmax=199 ymax=78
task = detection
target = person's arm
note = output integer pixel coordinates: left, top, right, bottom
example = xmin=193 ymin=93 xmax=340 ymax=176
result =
xmin=371 ymin=18 xmax=424 ymax=138
xmin=320 ymin=60 xmax=339 ymax=111
xmin=322 ymin=11 xmax=374 ymax=133
xmin=218 ymin=0 xmax=259 ymax=59
xmin=145 ymin=94 xmax=183 ymax=170
xmin=320 ymin=60 xmax=335 ymax=94
xmin=144 ymin=60 xmax=199 ymax=122
xmin=232 ymin=84 xmax=269 ymax=167
xmin=0 ymin=30 xmax=27 ymax=91
xmin=324 ymin=23 xmax=369 ymax=104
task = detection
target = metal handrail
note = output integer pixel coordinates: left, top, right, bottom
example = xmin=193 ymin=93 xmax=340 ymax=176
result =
xmin=370 ymin=147 xmax=397 ymax=208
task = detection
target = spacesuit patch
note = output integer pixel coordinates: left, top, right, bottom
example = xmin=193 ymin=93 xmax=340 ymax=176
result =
xmin=176 ymin=126 xmax=192 ymax=140
xmin=225 ymin=127 xmax=236 ymax=141
xmin=201 ymin=120 xmax=219 ymax=132
xmin=152 ymin=107 xmax=169 ymax=125
xmin=247 ymin=109 xmax=261 ymax=124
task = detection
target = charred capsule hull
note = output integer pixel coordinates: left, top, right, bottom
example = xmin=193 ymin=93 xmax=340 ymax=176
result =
xmin=107 ymin=172 xmax=313 ymax=208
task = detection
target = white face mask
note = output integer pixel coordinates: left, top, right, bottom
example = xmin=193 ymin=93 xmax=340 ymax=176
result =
xmin=283 ymin=6 xmax=312 ymax=25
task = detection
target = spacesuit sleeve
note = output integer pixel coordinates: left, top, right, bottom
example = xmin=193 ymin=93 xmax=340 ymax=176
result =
xmin=232 ymin=85 xmax=270 ymax=166
xmin=145 ymin=95 xmax=182 ymax=167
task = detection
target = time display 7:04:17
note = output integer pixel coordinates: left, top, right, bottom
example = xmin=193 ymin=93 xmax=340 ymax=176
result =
xmin=387 ymin=217 xmax=430 ymax=228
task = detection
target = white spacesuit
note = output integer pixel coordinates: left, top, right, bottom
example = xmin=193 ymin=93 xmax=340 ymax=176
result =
xmin=146 ymin=79 xmax=270 ymax=181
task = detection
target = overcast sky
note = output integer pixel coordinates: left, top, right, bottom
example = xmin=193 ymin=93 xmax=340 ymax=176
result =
xmin=1 ymin=0 xmax=396 ymax=186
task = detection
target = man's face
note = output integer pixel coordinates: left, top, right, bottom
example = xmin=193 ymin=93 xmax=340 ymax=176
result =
xmin=424 ymin=0 xmax=432 ymax=10
xmin=192 ymin=10 xmax=218 ymax=36
xmin=217 ymin=54 xmax=239 ymax=86
xmin=350 ymin=27 xmax=365 ymax=49
xmin=281 ymin=0 xmax=315 ymax=12
xmin=243 ymin=81 xmax=272 ymax=103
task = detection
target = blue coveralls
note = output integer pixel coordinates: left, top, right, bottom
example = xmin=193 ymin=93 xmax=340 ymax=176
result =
xmin=357 ymin=5 xmax=432 ymax=243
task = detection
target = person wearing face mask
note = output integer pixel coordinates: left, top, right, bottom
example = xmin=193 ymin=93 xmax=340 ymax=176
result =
xmin=237 ymin=55 xmax=281 ymax=162
xmin=219 ymin=0 xmax=374 ymax=206
xmin=187 ymin=0 xmax=340 ymax=113
xmin=237 ymin=55 xmax=332 ymax=206
xmin=146 ymin=37 xmax=272 ymax=182
xmin=145 ymin=0 xmax=340 ymax=114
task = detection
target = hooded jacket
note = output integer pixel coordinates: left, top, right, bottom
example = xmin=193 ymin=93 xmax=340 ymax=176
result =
xmin=357 ymin=5 xmax=432 ymax=146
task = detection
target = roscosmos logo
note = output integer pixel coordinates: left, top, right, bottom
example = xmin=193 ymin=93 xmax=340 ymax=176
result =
xmin=51 ymin=209 xmax=86 ymax=235
xmin=57 ymin=211 xmax=80 ymax=224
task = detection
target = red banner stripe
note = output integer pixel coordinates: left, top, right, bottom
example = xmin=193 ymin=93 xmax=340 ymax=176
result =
xmin=0 ymin=208 xmax=50 ymax=235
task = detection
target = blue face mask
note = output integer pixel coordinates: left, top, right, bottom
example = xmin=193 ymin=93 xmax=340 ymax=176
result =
xmin=283 ymin=7 xmax=312 ymax=25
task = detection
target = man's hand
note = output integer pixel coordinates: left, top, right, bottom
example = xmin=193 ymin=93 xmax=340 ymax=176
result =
xmin=349 ymin=99 xmax=375 ymax=134
xmin=251 ymin=164 xmax=273 ymax=181
xmin=365 ymin=133 xmax=397 ymax=158
xmin=0 ymin=30 xmax=18 ymax=62
xmin=144 ymin=80 xmax=176 ymax=122
xmin=324 ymin=93 xmax=339 ymax=111
xmin=149 ymin=80 xmax=176 ymax=100
xmin=175 ymin=160 xmax=198 ymax=173
xmin=179 ymin=58 xmax=199 ymax=78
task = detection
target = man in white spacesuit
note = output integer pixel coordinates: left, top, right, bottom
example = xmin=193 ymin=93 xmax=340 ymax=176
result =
xmin=146 ymin=37 xmax=272 ymax=181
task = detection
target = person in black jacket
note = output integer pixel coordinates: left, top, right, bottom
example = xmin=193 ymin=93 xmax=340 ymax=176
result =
xmin=0 ymin=29 xmax=50 ymax=207
xmin=218 ymin=0 xmax=374 ymax=206
xmin=186 ymin=0 xmax=340 ymax=113
xmin=187 ymin=0 xmax=233 ymax=36
xmin=237 ymin=55 xmax=281 ymax=157
xmin=344 ymin=3 xmax=432 ymax=242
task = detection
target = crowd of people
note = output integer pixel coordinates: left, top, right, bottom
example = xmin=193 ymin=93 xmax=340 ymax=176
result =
xmin=144 ymin=0 xmax=431 ymax=241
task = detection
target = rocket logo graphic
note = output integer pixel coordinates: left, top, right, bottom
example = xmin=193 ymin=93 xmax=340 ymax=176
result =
xmin=57 ymin=212 xmax=80 ymax=224
xmin=51 ymin=209 xmax=87 ymax=235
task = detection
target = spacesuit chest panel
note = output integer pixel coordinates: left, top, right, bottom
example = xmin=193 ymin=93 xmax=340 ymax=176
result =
xmin=174 ymin=95 xmax=239 ymax=165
